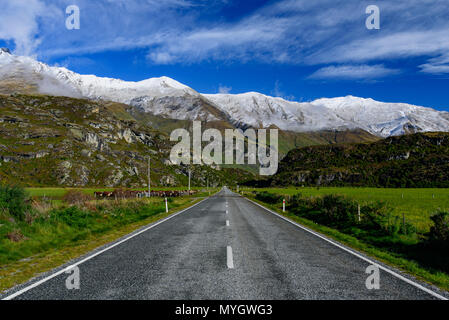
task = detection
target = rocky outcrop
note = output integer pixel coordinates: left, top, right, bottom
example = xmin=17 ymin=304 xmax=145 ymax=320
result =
xmin=0 ymin=93 xmax=254 ymax=187
xmin=106 ymin=170 xmax=124 ymax=187
xmin=57 ymin=161 xmax=72 ymax=185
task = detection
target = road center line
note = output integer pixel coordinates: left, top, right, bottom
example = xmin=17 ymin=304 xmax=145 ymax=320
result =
xmin=226 ymin=220 xmax=230 ymax=227
xmin=227 ymin=246 xmax=234 ymax=269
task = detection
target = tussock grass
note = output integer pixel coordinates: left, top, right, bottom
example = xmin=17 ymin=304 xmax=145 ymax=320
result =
xmin=246 ymin=190 xmax=449 ymax=292
xmin=0 ymin=187 xmax=208 ymax=292
xmin=245 ymin=187 xmax=449 ymax=232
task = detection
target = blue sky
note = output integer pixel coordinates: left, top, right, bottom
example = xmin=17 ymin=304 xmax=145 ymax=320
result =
xmin=1 ymin=0 xmax=449 ymax=110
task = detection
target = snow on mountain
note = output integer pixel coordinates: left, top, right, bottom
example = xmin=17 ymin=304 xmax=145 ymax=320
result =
xmin=0 ymin=49 xmax=220 ymax=121
xmin=204 ymin=93 xmax=449 ymax=137
xmin=1 ymin=49 xmax=449 ymax=137
xmin=310 ymin=96 xmax=449 ymax=137
xmin=204 ymin=92 xmax=350 ymax=131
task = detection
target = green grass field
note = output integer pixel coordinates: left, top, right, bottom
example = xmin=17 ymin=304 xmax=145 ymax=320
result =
xmin=28 ymin=186 xmax=449 ymax=232
xmin=242 ymin=187 xmax=449 ymax=233
xmin=26 ymin=186 xmax=216 ymax=198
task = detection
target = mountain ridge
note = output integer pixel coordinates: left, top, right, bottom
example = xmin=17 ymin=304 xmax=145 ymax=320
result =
xmin=265 ymin=131 xmax=449 ymax=188
xmin=1 ymin=49 xmax=449 ymax=137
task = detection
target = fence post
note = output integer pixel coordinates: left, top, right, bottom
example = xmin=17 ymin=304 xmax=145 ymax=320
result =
xmin=165 ymin=197 xmax=168 ymax=213
xmin=283 ymin=199 xmax=286 ymax=212
xmin=358 ymin=203 xmax=361 ymax=222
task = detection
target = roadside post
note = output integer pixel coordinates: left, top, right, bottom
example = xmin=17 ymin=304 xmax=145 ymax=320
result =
xmin=358 ymin=203 xmax=361 ymax=222
xmin=165 ymin=197 xmax=168 ymax=213
xmin=283 ymin=199 xmax=286 ymax=212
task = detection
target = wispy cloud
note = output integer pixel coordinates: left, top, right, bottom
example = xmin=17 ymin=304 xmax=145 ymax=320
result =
xmin=2 ymin=0 xmax=449 ymax=80
xmin=308 ymin=30 xmax=449 ymax=64
xmin=0 ymin=0 xmax=60 ymax=56
xmin=218 ymin=84 xmax=232 ymax=94
xmin=308 ymin=64 xmax=400 ymax=80
xmin=419 ymin=54 xmax=449 ymax=75
xmin=54 ymin=56 xmax=96 ymax=69
xmin=271 ymin=80 xmax=295 ymax=100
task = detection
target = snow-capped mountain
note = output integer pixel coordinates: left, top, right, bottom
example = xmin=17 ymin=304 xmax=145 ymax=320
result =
xmin=204 ymin=92 xmax=449 ymax=137
xmin=1 ymin=48 xmax=449 ymax=137
xmin=204 ymin=92 xmax=350 ymax=132
xmin=310 ymin=96 xmax=449 ymax=137
xmin=0 ymin=48 xmax=223 ymax=121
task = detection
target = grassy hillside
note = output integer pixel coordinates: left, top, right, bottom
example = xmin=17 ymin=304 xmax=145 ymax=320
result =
xmin=268 ymin=132 xmax=449 ymax=188
xmin=0 ymin=93 xmax=253 ymax=187
xmin=276 ymin=128 xmax=379 ymax=157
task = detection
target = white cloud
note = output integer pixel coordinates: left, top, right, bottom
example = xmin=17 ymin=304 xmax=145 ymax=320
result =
xmin=271 ymin=80 xmax=295 ymax=100
xmin=148 ymin=51 xmax=177 ymax=65
xmin=145 ymin=16 xmax=289 ymax=64
xmin=218 ymin=85 xmax=232 ymax=94
xmin=419 ymin=64 xmax=449 ymax=74
xmin=308 ymin=29 xmax=449 ymax=65
xmin=55 ymin=56 xmax=96 ymax=69
xmin=308 ymin=65 xmax=400 ymax=80
xmin=0 ymin=0 xmax=60 ymax=56
xmin=419 ymin=54 xmax=449 ymax=75
xmin=1 ymin=0 xmax=449 ymax=80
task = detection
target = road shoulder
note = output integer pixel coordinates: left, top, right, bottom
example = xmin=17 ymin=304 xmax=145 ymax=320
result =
xmin=241 ymin=193 xmax=449 ymax=300
xmin=0 ymin=196 xmax=209 ymax=299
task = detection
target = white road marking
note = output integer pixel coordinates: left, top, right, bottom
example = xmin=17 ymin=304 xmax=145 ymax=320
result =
xmin=244 ymin=197 xmax=448 ymax=300
xmin=226 ymin=210 xmax=228 ymax=214
xmin=227 ymin=246 xmax=234 ymax=269
xmin=226 ymin=220 xmax=230 ymax=227
xmin=2 ymin=197 xmax=211 ymax=300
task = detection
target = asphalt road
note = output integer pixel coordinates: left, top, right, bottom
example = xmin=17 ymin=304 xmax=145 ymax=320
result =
xmin=2 ymin=188 xmax=446 ymax=300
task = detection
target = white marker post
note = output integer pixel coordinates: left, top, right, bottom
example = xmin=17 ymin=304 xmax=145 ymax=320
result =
xmin=283 ymin=199 xmax=285 ymax=212
xmin=165 ymin=197 xmax=168 ymax=213
xmin=358 ymin=203 xmax=361 ymax=222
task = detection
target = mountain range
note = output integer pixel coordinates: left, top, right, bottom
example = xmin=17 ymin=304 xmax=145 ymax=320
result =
xmin=2 ymin=47 xmax=449 ymax=138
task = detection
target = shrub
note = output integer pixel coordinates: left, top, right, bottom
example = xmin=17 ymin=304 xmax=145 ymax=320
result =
xmin=62 ymin=190 xmax=94 ymax=206
xmin=50 ymin=206 xmax=91 ymax=228
xmin=0 ymin=184 xmax=30 ymax=220
xmin=286 ymin=193 xmax=399 ymax=235
xmin=6 ymin=229 xmax=25 ymax=242
xmin=429 ymin=211 xmax=449 ymax=246
xmin=255 ymin=191 xmax=282 ymax=204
